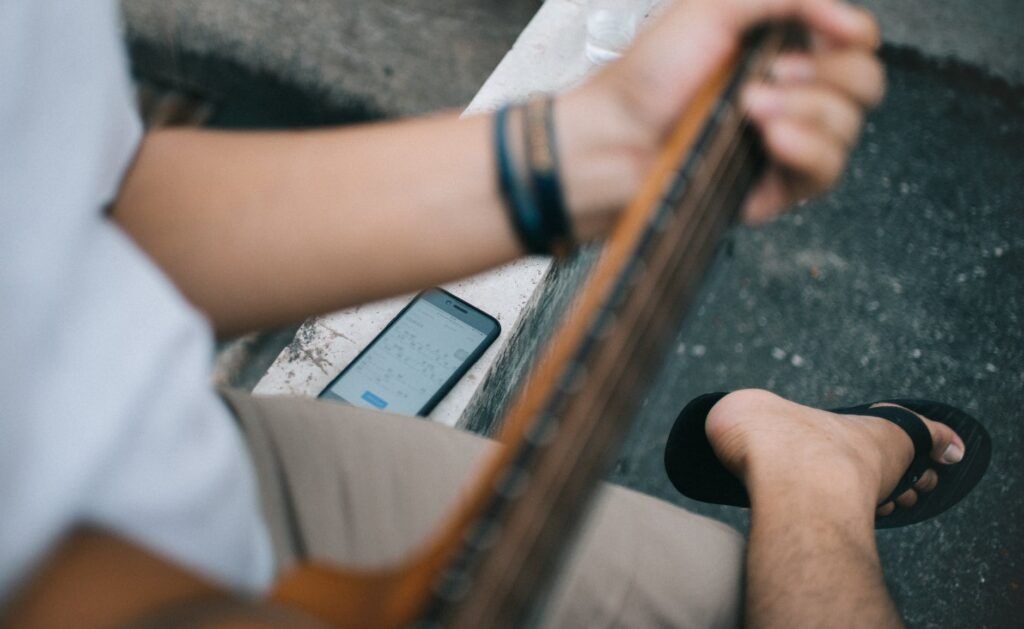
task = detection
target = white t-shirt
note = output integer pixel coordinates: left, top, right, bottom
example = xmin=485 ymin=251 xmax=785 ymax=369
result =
xmin=0 ymin=0 xmax=273 ymax=601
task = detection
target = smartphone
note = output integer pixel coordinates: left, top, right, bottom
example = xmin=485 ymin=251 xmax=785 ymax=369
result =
xmin=319 ymin=288 xmax=501 ymax=416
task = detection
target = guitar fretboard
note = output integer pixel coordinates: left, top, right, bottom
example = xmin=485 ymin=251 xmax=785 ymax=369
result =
xmin=424 ymin=24 xmax=800 ymax=628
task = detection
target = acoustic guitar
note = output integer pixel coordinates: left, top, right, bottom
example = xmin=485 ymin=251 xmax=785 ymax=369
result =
xmin=5 ymin=22 xmax=802 ymax=629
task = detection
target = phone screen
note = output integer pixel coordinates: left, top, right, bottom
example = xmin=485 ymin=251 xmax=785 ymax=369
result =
xmin=320 ymin=290 xmax=500 ymax=416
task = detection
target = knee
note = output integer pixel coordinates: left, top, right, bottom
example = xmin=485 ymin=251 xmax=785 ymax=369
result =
xmin=660 ymin=511 xmax=745 ymax=628
xmin=595 ymin=488 xmax=745 ymax=628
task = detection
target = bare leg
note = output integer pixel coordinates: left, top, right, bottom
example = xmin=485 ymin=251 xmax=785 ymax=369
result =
xmin=704 ymin=390 xmax=966 ymax=629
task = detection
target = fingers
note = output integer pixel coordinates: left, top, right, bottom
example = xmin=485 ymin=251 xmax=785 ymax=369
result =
xmin=773 ymin=50 xmax=887 ymax=108
xmin=741 ymin=169 xmax=792 ymax=224
xmin=745 ymin=49 xmax=884 ymax=149
xmin=761 ymin=119 xmax=847 ymax=190
xmin=739 ymin=47 xmax=883 ymax=221
xmin=700 ymin=0 xmax=881 ymax=50
xmin=739 ymin=120 xmax=847 ymax=223
xmin=745 ymin=83 xmax=863 ymax=147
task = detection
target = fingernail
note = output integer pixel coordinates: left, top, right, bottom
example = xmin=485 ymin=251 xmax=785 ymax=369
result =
xmin=771 ymin=58 xmax=815 ymax=83
xmin=941 ymin=443 xmax=964 ymax=464
xmin=743 ymin=85 xmax=781 ymax=117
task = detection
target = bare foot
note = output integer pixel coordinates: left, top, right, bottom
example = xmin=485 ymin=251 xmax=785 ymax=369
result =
xmin=704 ymin=390 xmax=967 ymax=513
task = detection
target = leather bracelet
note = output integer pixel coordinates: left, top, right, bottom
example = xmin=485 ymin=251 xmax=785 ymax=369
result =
xmin=523 ymin=97 xmax=575 ymax=256
xmin=495 ymin=105 xmax=548 ymax=254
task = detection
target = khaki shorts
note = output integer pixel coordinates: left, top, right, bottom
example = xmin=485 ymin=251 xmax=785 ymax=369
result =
xmin=222 ymin=390 xmax=744 ymax=628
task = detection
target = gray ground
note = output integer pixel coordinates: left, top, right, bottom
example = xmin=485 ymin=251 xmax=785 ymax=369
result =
xmin=123 ymin=0 xmax=1023 ymax=626
xmin=464 ymin=48 xmax=1024 ymax=628
xmin=859 ymin=0 xmax=1024 ymax=85
xmin=610 ymin=50 xmax=1024 ymax=628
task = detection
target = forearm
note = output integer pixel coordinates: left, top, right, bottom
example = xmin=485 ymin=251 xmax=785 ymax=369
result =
xmin=113 ymin=88 xmax=647 ymax=336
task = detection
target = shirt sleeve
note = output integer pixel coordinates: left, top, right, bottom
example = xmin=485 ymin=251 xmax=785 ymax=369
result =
xmin=0 ymin=0 xmax=273 ymax=600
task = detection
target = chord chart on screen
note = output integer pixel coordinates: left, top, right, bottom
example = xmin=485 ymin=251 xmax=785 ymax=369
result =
xmin=324 ymin=298 xmax=487 ymax=415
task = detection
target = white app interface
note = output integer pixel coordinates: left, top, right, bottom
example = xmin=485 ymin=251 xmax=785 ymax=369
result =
xmin=323 ymin=299 xmax=487 ymax=415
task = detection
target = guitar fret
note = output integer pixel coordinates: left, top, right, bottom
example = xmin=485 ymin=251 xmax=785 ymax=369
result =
xmin=463 ymin=518 xmax=500 ymax=553
xmin=651 ymin=207 xmax=672 ymax=233
xmin=626 ymin=258 xmax=647 ymax=287
xmin=594 ymin=311 xmax=617 ymax=340
xmin=561 ymin=360 xmax=588 ymax=393
xmin=433 ymin=567 xmax=472 ymax=603
xmin=525 ymin=415 xmax=560 ymax=446
xmin=494 ymin=466 xmax=531 ymax=500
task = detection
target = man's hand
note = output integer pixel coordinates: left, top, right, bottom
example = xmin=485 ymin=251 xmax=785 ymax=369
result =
xmin=586 ymin=0 xmax=885 ymax=224
xmin=113 ymin=0 xmax=885 ymax=336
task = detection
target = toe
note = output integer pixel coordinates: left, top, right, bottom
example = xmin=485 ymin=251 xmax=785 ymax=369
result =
xmin=876 ymin=502 xmax=895 ymax=516
xmin=914 ymin=469 xmax=939 ymax=493
xmin=895 ymin=488 xmax=918 ymax=508
xmin=871 ymin=403 xmax=965 ymax=465
xmin=927 ymin=419 xmax=966 ymax=464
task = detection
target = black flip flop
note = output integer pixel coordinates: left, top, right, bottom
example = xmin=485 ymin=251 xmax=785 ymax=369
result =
xmin=664 ymin=392 xmax=991 ymax=529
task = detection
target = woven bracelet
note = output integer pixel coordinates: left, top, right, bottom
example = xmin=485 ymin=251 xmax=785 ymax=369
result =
xmin=523 ymin=97 xmax=575 ymax=256
xmin=495 ymin=105 xmax=548 ymax=254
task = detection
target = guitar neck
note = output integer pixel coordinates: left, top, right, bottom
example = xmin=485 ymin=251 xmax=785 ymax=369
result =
xmin=426 ymin=25 xmax=797 ymax=629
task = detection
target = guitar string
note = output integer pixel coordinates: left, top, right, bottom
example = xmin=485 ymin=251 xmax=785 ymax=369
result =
xmin=471 ymin=37 xmax=785 ymax=622
xmin=444 ymin=52 xmax=776 ymax=627
xmin=436 ymin=29 xmax=787 ymax=626
xmin=452 ymin=111 xmax=763 ymax=626
xmin=473 ymin=147 xmax=760 ymax=627
xmin=487 ymin=117 xmax=764 ymax=625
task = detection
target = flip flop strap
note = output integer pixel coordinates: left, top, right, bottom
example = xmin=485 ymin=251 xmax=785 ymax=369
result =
xmin=842 ymin=405 xmax=934 ymax=504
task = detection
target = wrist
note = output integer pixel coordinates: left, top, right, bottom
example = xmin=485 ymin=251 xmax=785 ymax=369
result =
xmin=554 ymin=83 xmax=657 ymax=240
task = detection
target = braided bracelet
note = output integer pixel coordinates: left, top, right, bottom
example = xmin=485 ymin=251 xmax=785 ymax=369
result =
xmin=494 ymin=98 xmax=576 ymax=256
xmin=523 ymin=97 xmax=575 ymax=256
xmin=495 ymin=104 xmax=547 ymax=254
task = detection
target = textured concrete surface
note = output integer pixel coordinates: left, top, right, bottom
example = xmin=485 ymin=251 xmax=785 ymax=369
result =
xmin=123 ymin=0 xmax=541 ymax=117
xmin=857 ymin=0 xmax=1024 ymax=85
xmin=121 ymin=0 xmax=1024 ymax=115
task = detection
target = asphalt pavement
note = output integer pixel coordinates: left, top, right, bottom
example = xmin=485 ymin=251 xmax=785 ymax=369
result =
xmin=606 ymin=47 xmax=1024 ymax=628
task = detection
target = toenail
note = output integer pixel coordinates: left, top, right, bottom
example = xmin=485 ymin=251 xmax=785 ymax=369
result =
xmin=941 ymin=443 xmax=964 ymax=464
